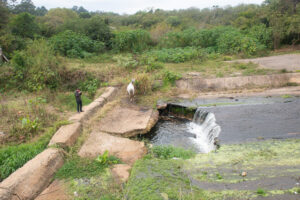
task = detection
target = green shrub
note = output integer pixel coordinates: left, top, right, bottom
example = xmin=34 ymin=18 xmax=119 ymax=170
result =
xmin=113 ymin=29 xmax=151 ymax=52
xmin=146 ymin=62 xmax=164 ymax=72
xmin=135 ymin=73 xmax=152 ymax=95
xmin=95 ymin=150 xmax=120 ymax=165
xmin=146 ymin=47 xmax=206 ymax=63
xmin=217 ymin=30 xmax=244 ymax=54
xmin=79 ymin=78 xmax=100 ymax=98
xmin=151 ymin=145 xmax=195 ymax=160
xmin=50 ymin=30 xmax=105 ymax=58
xmin=256 ymin=188 xmax=266 ymax=196
xmin=163 ymin=70 xmax=181 ymax=86
xmin=217 ymin=29 xmax=266 ymax=56
xmin=247 ymin=24 xmax=273 ymax=49
xmin=11 ymin=39 xmax=60 ymax=91
xmin=113 ymin=54 xmax=139 ymax=70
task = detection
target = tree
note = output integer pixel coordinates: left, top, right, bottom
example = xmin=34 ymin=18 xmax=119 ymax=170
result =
xmin=83 ymin=16 xmax=112 ymax=46
xmin=0 ymin=1 xmax=10 ymax=30
xmin=9 ymin=12 xmax=39 ymax=38
xmin=39 ymin=8 xmax=78 ymax=36
xmin=13 ymin=0 xmax=35 ymax=15
xmin=35 ymin=6 xmax=47 ymax=16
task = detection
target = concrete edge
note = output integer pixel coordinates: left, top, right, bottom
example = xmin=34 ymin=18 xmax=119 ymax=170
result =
xmin=0 ymin=148 xmax=65 ymax=200
xmin=176 ymin=73 xmax=300 ymax=92
xmin=68 ymin=87 xmax=117 ymax=123
xmin=48 ymin=122 xmax=82 ymax=148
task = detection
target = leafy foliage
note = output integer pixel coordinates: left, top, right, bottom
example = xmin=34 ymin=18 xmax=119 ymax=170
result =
xmin=162 ymin=70 xmax=182 ymax=86
xmin=113 ymin=29 xmax=151 ymax=52
xmin=135 ymin=73 xmax=152 ymax=95
xmin=146 ymin=47 xmax=207 ymax=63
xmin=11 ymin=39 xmax=60 ymax=91
xmin=113 ymin=54 xmax=139 ymax=70
xmin=9 ymin=12 xmax=39 ymax=39
xmin=95 ymin=150 xmax=119 ymax=165
xmin=50 ymin=30 xmax=105 ymax=58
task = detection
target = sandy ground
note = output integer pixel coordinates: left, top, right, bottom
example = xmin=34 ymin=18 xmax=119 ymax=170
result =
xmin=231 ymin=54 xmax=300 ymax=71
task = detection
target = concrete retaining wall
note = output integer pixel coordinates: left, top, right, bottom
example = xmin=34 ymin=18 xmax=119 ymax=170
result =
xmin=176 ymin=73 xmax=300 ymax=92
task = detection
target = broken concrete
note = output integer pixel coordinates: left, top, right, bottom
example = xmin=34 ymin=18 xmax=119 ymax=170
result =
xmin=78 ymin=132 xmax=147 ymax=165
xmin=176 ymin=73 xmax=300 ymax=92
xmin=48 ymin=122 xmax=82 ymax=148
xmin=98 ymin=105 xmax=159 ymax=137
xmin=111 ymin=164 xmax=131 ymax=184
xmin=100 ymin=87 xmax=117 ymax=101
xmin=0 ymin=148 xmax=64 ymax=200
xmin=35 ymin=180 xmax=70 ymax=200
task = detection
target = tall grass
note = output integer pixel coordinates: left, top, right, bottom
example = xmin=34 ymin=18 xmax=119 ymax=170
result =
xmin=0 ymin=120 xmax=69 ymax=181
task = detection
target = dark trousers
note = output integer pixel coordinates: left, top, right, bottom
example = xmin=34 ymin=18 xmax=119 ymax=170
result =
xmin=76 ymin=100 xmax=82 ymax=112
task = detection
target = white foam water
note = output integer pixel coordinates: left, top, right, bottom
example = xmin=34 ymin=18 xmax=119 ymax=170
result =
xmin=187 ymin=108 xmax=221 ymax=153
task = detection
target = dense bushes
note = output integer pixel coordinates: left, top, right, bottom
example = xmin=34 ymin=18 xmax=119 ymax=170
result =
xmin=145 ymin=47 xmax=207 ymax=63
xmin=11 ymin=39 xmax=60 ymax=91
xmin=113 ymin=29 xmax=151 ymax=52
xmin=158 ymin=27 xmax=268 ymax=56
xmin=50 ymin=30 xmax=105 ymax=58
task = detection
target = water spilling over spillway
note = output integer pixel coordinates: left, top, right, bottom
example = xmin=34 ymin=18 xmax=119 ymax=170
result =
xmin=187 ymin=108 xmax=221 ymax=153
xmin=146 ymin=107 xmax=221 ymax=153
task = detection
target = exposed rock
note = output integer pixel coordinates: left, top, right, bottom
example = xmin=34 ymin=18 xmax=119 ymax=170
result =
xmin=48 ymin=122 xmax=82 ymax=148
xmin=111 ymin=164 xmax=131 ymax=183
xmin=157 ymin=103 xmax=167 ymax=110
xmin=0 ymin=148 xmax=64 ymax=200
xmin=78 ymin=132 xmax=147 ymax=165
xmin=35 ymin=180 xmax=70 ymax=200
xmin=241 ymin=171 xmax=247 ymax=177
xmin=98 ymin=105 xmax=159 ymax=137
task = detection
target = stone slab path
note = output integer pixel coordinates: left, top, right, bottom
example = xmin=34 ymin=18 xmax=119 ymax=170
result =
xmin=98 ymin=105 xmax=159 ymax=137
xmin=78 ymin=132 xmax=147 ymax=165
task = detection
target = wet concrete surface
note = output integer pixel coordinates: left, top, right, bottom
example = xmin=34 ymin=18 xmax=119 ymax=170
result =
xmin=170 ymin=96 xmax=300 ymax=144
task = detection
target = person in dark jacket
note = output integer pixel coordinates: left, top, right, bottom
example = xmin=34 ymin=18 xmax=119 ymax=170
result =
xmin=75 ymin=88 xmax=83 ymax=113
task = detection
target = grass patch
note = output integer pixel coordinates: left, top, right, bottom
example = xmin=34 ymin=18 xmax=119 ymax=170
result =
xmin=257 ymin=188 xmax=267 ymax=196
xmin=125 ymin=158 xmax=205 ymax=200
xmin=0 ymin=120 xmax=69 ymax=181
xmin=151 ymin=145 xmax=196 ymax=160
xmin=55 ymin=156 xmax=109 ymax=179
xmin=164 ymin=60 xmax=274 ymax=79
xmin=281 ymin=94 xmax=293 ymax=98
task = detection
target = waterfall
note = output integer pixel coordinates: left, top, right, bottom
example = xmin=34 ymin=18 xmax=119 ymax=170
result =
xmin=187 ymin=108 xmax=221 ymax=153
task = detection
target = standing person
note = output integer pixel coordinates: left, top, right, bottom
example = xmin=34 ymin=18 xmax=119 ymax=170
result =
xmin=75 ymin=88 xmax=83 ymax=113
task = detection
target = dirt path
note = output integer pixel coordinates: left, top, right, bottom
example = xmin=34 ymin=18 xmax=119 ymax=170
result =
xmin=232 ymin=54 xmax=300 ymax=71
